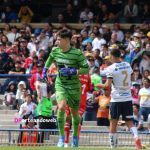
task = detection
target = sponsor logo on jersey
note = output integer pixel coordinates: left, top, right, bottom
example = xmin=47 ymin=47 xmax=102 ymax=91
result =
xmin=83 ymin=59 xmax=88 ymax=66
xmin=79 ymin=78 xmax=88 ymax=82
xmin=119 ymin=92 xmax=131 ymax=96
xmin=57 ymin=58 xmax=71 ymax=64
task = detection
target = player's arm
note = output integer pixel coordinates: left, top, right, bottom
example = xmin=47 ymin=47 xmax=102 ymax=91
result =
xmin=37 ymin=85 xmax=41 ymax=100
xmin=42 ymin=51 xmax=54 ymax=83
xmin=137 ymin=116 xmax=143 ymax=130
xmin=95 ymin=78 xmax=112 ymax=89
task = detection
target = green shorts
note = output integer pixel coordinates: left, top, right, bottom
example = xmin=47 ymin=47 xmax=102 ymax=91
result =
xmin=55 ymin=86 xmax=81 ymax=110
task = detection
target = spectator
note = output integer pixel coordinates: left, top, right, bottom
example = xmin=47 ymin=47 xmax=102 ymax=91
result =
xmin=95 ymin=0 xmax=103 ymax=17
xmin=94 ymin=49 xmax=103 ymax=68
xmin=1 ymin=5 xmax=17 ymax=22
xmin=89 ymin=32 xmax=96 ymax=41
xmin=8 ymin=50 xmax=17 ymax=62
xmin=86 ymin=0 xmax=95 ymax=15
xmin=92 ymin=26 xmax=100 ymax=37
xmin=143 ymin=21 xmax=150 ymax=35
xmin=130 ymin=44 xmax=141 ymax=63
xmin=94 ymin=88 xmax=111 ymax=126
xmin=30 ymin=64 xmax=43 ymax=92
xmin=55 ymin=13 xmax=64 ymax=23
xmin=0 ymin=30 xmax=4 ymax=42
xmin=95 ymin=4 xmax=115 ymax=23
xmin=6 ymin=26 xmax=20 ymax=44
xmin=73 ymin=34 xmax=83 ymax=50
xmin=143 ymin=35 xmax=149 ymax=49
xmin=141 ymin=4 xmax=150 ymax=20
xmin=36 ymin=85 xmax=56 ymax=143
xmin=112 ymin=23 xmax=124 ymax=42
xmin=29 ymin=56 xmax=38 ymax=74
xmin=124 ymin=0 xmax=138 ymax=18
xmin=16 ymin=81 xmax=29 ymax=104
xmin=142 ymin=69 xmax=150 ymax=84
xmin=91 ymin=67 xmax=102 ymax=91
xmin=16 ymin=35 xmax=23 ymax=43
xmin=119 ymin=45 xmax=130 ymax=63
xmin=63 ymin=3 xmax=76 ymax=23
xmin=0 ymin=42 xmax=8 ymax=63
xmin=38 ymin=49 xmax=45 ymax=59
xmin=120 ymin=54 xmax=126 ymax=62
xmin=132 ymin=68 xmax=142 ymax=88
xmin=19 ymin=29 xmax=30 ymax=43
xmin=34 ymin=28 xmax=40 ymax=37
xmin=108 ymin=33 xmax=121 ymax=48
xmin=89 ymin=58 xmax=98 ymax=75
xmin=110 ymin=0 xmax=121 ymax=15
xmin=83 ymin=42 xmax=93 ymax=56
xmin=27 ymin=34 xmax=36 ymax=53
xmin=37 ymin=29 xmax=49 ymax=52
xmin=126 ymin=104 xmax=143 ymax=131
xmin=13 ymin=42 xmax=23 ymax=55
xmin=79 ymin=6 xmax=94 ymax=23
xmin=34 ymin=40 xmax=41 ymax=56
xmin=101 ymin=25 xmax=111 ymax=43
xmin=3 ymin=23 xmax=11 ymax=36
xmin=101 ymin=44 xmax=108 ymax=58
xmin=6 ymin=41 xmax=12 ymax=51
xmin=3 ymin=57 xmax=15 ymax=74
xmin=0 ymin=54 xmax=4 ymax=74
xmin=16 ymin=54 xmax=27 ymax=70
xmin=96 ymin=22 xmax=103 ymax=34
xmin=49 ymin=28 xmax=57 ymax=48
xmin=2 ymin=35 xmax=8 ymax=48
xmin=81 ymin=22 xmax=92 ymax=36
xmin=44 ymin=23 xmax=53 ymax=38
xmin=20 ymin=21 xmax=28 ymax=31
xmin=92 ymin=32 xmax=106 ymax=52
xmin=19 ymin=94 xmax=37 ymax=118
xmin=83 ymin=83 xmax=98 ymax=121
xmin=131 ymin=87 xmax=138 ymax=104
xmin=4 ymin=81 xmax=16 ymax=106
xmin=57 ymin=20 xmax=72 ymax=30
xmin=137 ymin=78 xmax=150 ymax=121
xmin=122 ymin=30 xmax=132 ymax=48
xmin=18 ymin=6 xmax=34 ymax=23
xmin=17 ymin=114 xmax=39 ymax=146
xmin=146 ymin=43 xmax=150 ymax=50
xmin=100 ymin=55 xmax=111 ymax=76
xmin=25 ymin=50 xmax=36 ymax=70
xmin=134 ymin=26 xmax=140 ymax=34
xmin=81 ymin=30 xmax=92 ymax=51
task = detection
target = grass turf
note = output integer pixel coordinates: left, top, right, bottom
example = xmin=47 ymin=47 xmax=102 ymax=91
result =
xmin=0 ymin=147 xmax=148 ymax=150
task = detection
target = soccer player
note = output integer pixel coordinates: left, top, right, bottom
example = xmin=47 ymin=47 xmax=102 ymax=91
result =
xmin=42 ymin=29 xmax=89 ymax=147
xmin=64 ymin=73 xmax=92 ymax=147
xmin=95 ymin=48 xmax=143 ymax=149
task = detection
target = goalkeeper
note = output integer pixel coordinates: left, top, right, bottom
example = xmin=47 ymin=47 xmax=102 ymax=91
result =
xmin=42 ymin=29 xmax=89 ymax=147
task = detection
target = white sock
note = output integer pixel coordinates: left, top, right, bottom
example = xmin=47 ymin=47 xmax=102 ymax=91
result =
xmin=109 ymin=133 xmax=117 ymax=148
xmin=130 ymin=127 xmax=138 ymax=138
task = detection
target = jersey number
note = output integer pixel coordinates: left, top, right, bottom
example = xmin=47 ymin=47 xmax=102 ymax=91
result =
xmin=122 ymin=71 xmax=129 ymax=86
xmin=81 ymin=84 xmax=86 ymax=94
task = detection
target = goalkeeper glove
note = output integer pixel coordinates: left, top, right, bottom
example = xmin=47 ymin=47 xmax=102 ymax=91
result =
xmin=42 ymin=67 xmax=49 ymax=83
xmin=61 ymin=67 xmax=77 ymax=76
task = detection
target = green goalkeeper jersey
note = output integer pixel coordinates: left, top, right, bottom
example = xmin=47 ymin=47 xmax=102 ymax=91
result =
xmin=45 ymin=46 xmax=89 ymax=94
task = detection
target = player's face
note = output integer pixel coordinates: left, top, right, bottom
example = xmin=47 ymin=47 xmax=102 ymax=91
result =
xmin=133 ymin=106 xmax=138 ymax=114
xmin=56 ymin=36 xmax=67 ymax=49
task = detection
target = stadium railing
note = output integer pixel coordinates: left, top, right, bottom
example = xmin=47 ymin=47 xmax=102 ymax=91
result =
xmin=0 ymin=129 xmax=149 ymax=147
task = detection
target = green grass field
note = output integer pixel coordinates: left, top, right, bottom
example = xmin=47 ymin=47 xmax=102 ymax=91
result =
xmin=0 ymin=147 xmax=149 ymax=150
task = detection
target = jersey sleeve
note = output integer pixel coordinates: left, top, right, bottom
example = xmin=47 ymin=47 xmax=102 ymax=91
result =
xmin=45 ymin=48 xmax=55 ymax=68
xmin=77 ymin=51 xmax=89 ymax=75
xmin=139 ymin=115 xmax=143 ymax=125
xmin=106 ymin=66 xmax=113 ymax=79
xmin=138 ymin=89 xmax=142 ymax=96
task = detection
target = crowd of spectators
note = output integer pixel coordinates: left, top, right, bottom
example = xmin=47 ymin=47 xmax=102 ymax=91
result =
xmin=1 ymin=0 xmax=150 ymax=133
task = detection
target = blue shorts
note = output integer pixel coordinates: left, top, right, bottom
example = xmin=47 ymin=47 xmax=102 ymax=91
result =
xmin=109 ymin=100 xmax=133 ymax=121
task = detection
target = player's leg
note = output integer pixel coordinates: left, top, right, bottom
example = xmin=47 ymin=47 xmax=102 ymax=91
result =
xmin=64 ymin=105 xmax=71 ymax=147
xmin=109 ymin=102 xmax=122 ymax=148
xmin=123 ymin=101 xmax=143 ymax=149
xmin=56 ymin=88 xmax=68 ymax=147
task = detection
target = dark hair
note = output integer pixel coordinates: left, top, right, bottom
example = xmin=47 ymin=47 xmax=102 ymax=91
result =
xmin=56 ymin=29 xmax=72 ymax=40
xmin=144 ymin=78 xmax=150 ymax=83
xmin=47 ymin=86 xmax=53 ymax=94
xmin=110 ymin=48 xmax=120 ymax=58
xmin=26 ymin=94 xmax=33 ymax=99
xmin=10 ymin=51 xmax=17 ymax=55
xmin=22 ymin=48 xmax=30 ymax=58
xmin=95 ymin=49 xmax=100 ymax=54
xmin=93 ymin=67 xmax=99 ymax=74
xmin=6 ymin=41 xmax=12 ymax=46
xmin=83 ymin=30 xmax=88 ymax=35
xmin=92 ymin=26 xmax=100 ymax=37
xmin=67 ymin=3 xmax=72 ymax=7
xmin=15 ymin=61 xmax=21 ymax=64
xmin=2 ymin=35 xmax=8 ymax=45
xmin=102 ymin=44 xmax=108 ymax=48
xmin=22 ymin=88 xmax=27 ymax=91
xmin=31 ymin=56 xmax=38 ymax=70
xmin=17 ymin=54 xmax=22 ymax=57
xmin=4 ymin=23 xmax=11 ymax=29
xmin=87 ymin=42 xmax=92 ymax=46
xmin=133 ymin=104 xmax=139 ymax=110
